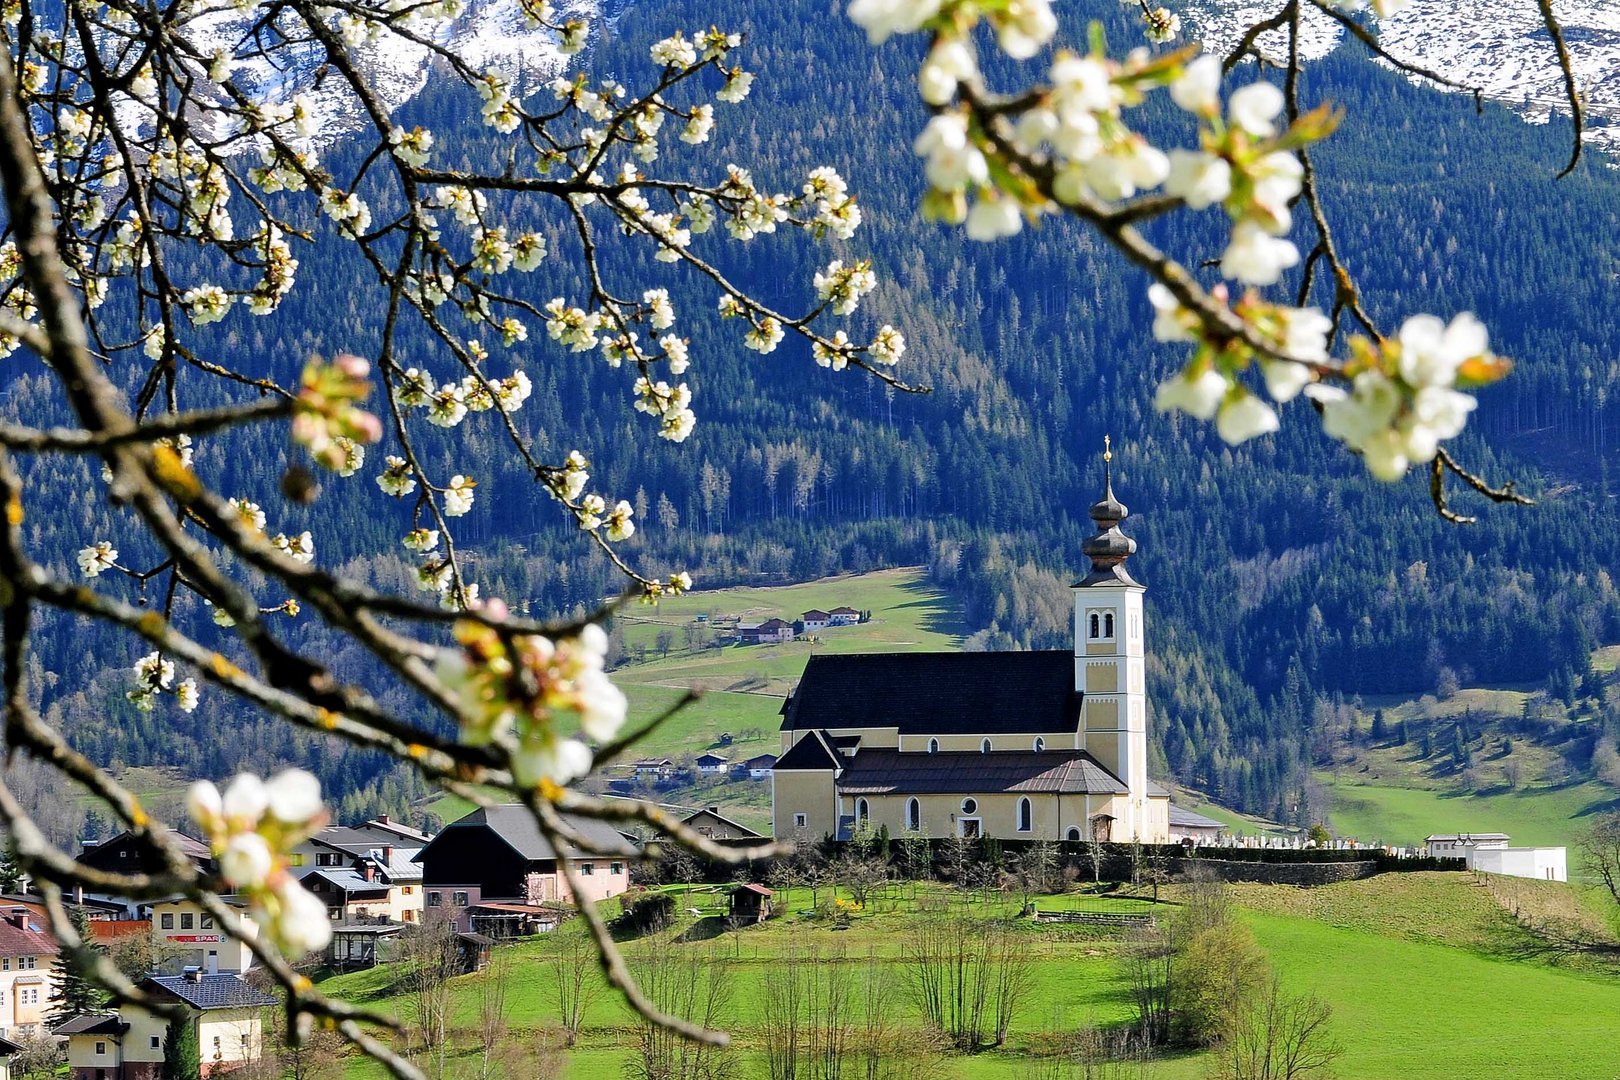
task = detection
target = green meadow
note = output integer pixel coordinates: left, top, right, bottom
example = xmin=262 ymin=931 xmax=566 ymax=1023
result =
xmin=319 ymin=873 xmax=1620 ymax=1080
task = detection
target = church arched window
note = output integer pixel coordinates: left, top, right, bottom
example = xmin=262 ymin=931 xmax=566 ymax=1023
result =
xmin=1033 ymin=737 xmax=1045 ymax=752
xmin=927 ymin=738 xmax=939 ymax=755
xmin=1088 ymin=613 xmax=1100 ymax=639
xmin=1104 ymin=613 xmax=1115 ymax=639
xmin=981 ymin=738 xmax=992 ymax=754
xmin=855 ymin=798 xmax=869 ymax=826
xmin=961 ymin=798 xmax=977 ymax=815
xmin=907 ymin=798 xmax=921 ymax=832
xmin=1017 ymin=798 xmax=1032 ymax=833
xmin=1066 ymin=827 xmax=1082 ymax=842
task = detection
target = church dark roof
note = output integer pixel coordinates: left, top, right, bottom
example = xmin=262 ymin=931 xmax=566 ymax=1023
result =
xmin=837 ymin=749 xmax=1127 ymax=796
xmin=781 ymin=652 xmax=1081 ymax=736
xmin=773 ymin=730 xmax=842 ymax=771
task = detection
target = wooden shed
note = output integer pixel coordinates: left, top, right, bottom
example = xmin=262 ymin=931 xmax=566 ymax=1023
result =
xmin=728 ymin=883 xmax=773 ymax=924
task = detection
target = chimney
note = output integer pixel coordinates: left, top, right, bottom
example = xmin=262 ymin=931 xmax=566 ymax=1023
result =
xmin=7 ymin=909 xmax=29 ymax=931
xmin=183 ymin=965 xmax=202 ymax=983
xmin=361 ymin=861 xmax=374 ymax=882
xmin=376 ymin=814 xmax=389 ymax=825
xmin=380 ymin=845 xmax=393 ymax=866
xmin=73 ymin=885 xmax=83 ymax=905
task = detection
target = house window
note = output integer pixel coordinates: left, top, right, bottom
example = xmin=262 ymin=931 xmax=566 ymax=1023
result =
xmin=580 ymin=864 xmax=595 ymax=876
xmin=1033 ymin=737 xmax=1045 ymax=752
xmin=453 ymin=891 xmax=469 ymax=906
xmin=22 ymin=956 xmax=33 ymax=969
xmin=181 ymin=913 xmax=194 ymax=930
xmin=1104 ymin=613 xmax=1115 ymax=639
xmin=1066 ymin=827 xmax=1082 ymax=842
xmin=906 ymin=798 xmax=920 ymax=832
xmin=611 ymin=863 xmax=624 ymax=875
xmin=201 ymin=914 xmax=214 ymax=929
xmin=855 ymin=799 xmax=869 ymax=826
xmin=402 ymin=886 xmax=413 ymax=895
xmin=151 ymin=1036 xmax=161 ymax=1050
xmin=1017 ymin=798 xmax=1032 ymax=833
xmin=0 ymin=959 xmax=8 ymax=971
xmin=961 ymin=798 xmax=977 ymax=815
xmin=927 ymin=738 xmax=939 ymax=754
xmin=793 ymin=813 xmax=807 ymax=829
xmin=289 ymin=853 xmax=305 ymax=867
xmin=160 ymin=913 xmax=174 ymax=930
xmin=1088 ymin=613 xmax=1100 ymax=639
xmin=95 ymin=1042 xmax=105 ymax=1056
xmin=428 ymin=891 xmax=442 ymax=907
xmin=213 ymin=1036 xmax=221 ymax=1051
xmin=981 ymin=739 xmax=991 ymax=754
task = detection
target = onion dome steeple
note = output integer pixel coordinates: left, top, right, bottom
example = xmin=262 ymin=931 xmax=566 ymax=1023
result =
xmin=1079 ymin=436 xmax=1141 ymax=588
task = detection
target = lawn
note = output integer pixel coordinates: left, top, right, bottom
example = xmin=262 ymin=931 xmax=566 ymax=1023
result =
xmin=318 ymin=874 xmax=1620 ymax=1080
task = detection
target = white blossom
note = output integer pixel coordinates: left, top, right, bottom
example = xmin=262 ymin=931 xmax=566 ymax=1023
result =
xmin=443 ymin=475 xmax=476 ymax=516
xmin=1229 ymin=81 xmax=1285 ymax=137
xmin=1155 ymin=368 xmax=1228 ymax=420
xmin=1216 ymin=392 xmax=1280 ymax=444
xmin=1165 ymin=149 xmax=1231 ymax=210
xmin=1221 ymin=221 xmax=1299 ymax=286
xmin=77 ymin=541 xmax=118 ymax=577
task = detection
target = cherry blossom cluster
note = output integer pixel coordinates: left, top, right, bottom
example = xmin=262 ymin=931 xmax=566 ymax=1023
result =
xmin=851 ymin=0 xmax=1508 ymax=481
xmin=292 ymin=354 xmax=383 ymax=471
xmin=127 ymin=651 xmax=200 ymax=714
xmin=436 ymin=608 xmax=627 ymax=786
xmin=187 ymin=771 xmax=333 ymax=958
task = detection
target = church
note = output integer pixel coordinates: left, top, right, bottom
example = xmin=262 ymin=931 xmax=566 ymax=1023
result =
xmin=771 ymin=450 xmax=1173 ymax=844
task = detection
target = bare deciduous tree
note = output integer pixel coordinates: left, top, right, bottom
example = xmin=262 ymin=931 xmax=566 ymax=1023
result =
xmin=1208 ymin=976 xmax=1342 ymax=1080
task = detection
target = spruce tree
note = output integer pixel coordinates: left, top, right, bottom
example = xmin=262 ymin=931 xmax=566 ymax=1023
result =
xmin=162 ymin=1015 xmax=201 ymax=1080
xmin=0 ymin=846 xmax=21 ymax=894
xmin=46 ymin=906 xmax=105 ymax=1026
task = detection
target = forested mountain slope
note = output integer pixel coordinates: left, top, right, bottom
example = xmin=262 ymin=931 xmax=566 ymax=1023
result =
xmin=13 ymin=1 xmax=1620 ymax=828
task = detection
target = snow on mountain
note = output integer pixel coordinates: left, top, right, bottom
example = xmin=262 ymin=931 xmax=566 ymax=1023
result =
xmin=183 ymin=0 xmax=597 ymax=149
xmin=1185 ymin=0 xmax=1620 ymax=155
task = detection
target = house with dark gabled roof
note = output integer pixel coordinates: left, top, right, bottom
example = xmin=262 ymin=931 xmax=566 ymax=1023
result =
xmin=827 ymin=607 xmax=860 ymax=625
xmin=61 ymin=972 xmax=275 ymax=1080
xmin=414 ymin=807 xmax=638 ymax=932
xmin=773 ymin=457 xmax=1173 ymax=844
xmin=678 ymin=806 xmax=764 ymax=841
xmin=800 ymin=609 xmax=831 ymax=631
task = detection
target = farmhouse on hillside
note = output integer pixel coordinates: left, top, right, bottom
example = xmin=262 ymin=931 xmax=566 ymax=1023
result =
xmin=773 ymin=458 xmax=1174 ymax=844
xmin=739 ymin=618 xmax=795 ymax=645
xmin=694 ymin=752 xmax=730 ymax=775
xmin=801 ymin=609 xmax=832 ymax=631
xmin=414 ymin=806 xmax=637 ymax=932
xmin=828 ymin=607 xmax=860 ymax=626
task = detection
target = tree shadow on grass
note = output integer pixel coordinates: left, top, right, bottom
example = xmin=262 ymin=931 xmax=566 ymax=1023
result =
xmin=896 ymin=577 xmax=969 ymax=641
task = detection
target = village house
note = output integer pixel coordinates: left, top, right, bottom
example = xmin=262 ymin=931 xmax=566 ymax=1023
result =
xmin=0 ymin=908 xmax=56 ymax=1040
xmin=60 ymin=972 xmax=275 ymax=1080
xmin=678 ymin=807 xmax=764 ymax=841
xmin=1425 ymin=833 xmax=1567 ymax=881
xmin=772 ymin=463 xmax=1175 ymax=844
xmin=738 ymin=618 xmax=795 ymax=645
xmin=290 ymin=831 xmax=424 ymax=925
xmin=827 ymin=607 xmax=861 ymax=626
xmin=694 ymin=753 xmax=729 ymax=775
xmin=632 ymin=758 xmax=675 ymax=780
xmin=76 ymin=832 xmax=215 ymax=918
xmin=414 ymin=806 xmax=638 ymax=932
xmin=800 ymin=610 xmax=832 ymax=632
xmin=743 ymin=754 xmax=778 ymax=780
xmin=150 ymin=898 xmax=256 ymax=976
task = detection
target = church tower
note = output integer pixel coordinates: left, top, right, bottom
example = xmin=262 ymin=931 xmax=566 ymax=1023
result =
xmin=1073 ymin=438 xmax=1151 ymax=840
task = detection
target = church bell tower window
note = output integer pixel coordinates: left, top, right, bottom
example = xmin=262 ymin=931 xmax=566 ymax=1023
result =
xmin=1089 ymin=613 xmax=1100 ymax=639
xmin=1104 ymin=612 xmax=1115 ymax=639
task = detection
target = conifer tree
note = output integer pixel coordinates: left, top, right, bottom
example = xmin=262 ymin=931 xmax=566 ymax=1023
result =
xmin=46 ymin=906 xmax=105 ymax=1026
xmin=162 ymin=1015 xmax=201 ymax=1080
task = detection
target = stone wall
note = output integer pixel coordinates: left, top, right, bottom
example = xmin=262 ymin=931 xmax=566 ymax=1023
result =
xmin=1178 ymin=858 xmax=1382 ymax=886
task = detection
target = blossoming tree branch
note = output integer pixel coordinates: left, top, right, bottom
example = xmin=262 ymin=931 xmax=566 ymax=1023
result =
xmin=0 ymin=0 xmax=1580 ymax=1066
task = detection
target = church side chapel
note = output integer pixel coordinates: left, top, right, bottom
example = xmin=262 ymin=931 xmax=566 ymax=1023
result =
xmin=772 ymin=445 xmax=1175 ymax=844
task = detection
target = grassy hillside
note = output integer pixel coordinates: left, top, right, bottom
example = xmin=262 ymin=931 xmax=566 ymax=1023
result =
xmin=1314 ymin=680 xmax=1620 ymax=850
xmin=317 ymin=873 xmax=1620 ymax=1080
